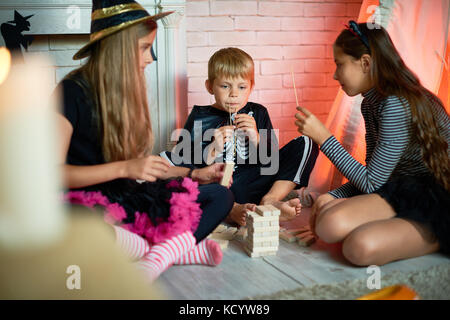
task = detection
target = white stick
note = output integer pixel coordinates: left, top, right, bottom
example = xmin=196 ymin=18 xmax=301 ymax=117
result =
xmin=291 ymin=68 xmax=299 ymax=106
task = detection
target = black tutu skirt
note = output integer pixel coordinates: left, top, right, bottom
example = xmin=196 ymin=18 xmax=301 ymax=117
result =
xmin=374 ymin=175 xmax=450 ymax=254
xmin=64 ymin=177 xmax=203 ymax=244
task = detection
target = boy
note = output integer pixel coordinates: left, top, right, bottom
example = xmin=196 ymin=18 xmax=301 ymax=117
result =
xmin=162 ymin=47 xmax=318 ymax=226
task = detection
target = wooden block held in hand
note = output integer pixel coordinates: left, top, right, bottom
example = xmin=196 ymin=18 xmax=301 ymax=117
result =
xmin=220 ymin=162 xmax=234 ymax=186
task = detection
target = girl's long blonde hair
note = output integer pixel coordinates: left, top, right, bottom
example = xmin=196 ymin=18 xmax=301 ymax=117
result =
xmin=79 ymin=20 xmax=156 ymax=162
xmin=335 ymin=23 xmax=450 ymax=191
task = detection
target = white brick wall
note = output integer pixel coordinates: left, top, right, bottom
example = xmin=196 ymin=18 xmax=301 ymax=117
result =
xmin=14 ymin=0 xmax=364 ymax=148
xmin=185 ymin=0 xmax=362 ymax=146
xmin=24 ymin=34 xmax=88 ymax=88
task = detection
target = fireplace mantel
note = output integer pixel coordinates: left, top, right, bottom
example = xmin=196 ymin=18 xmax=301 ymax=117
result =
xmin=0 ymin=0 xmax=187 ymax=154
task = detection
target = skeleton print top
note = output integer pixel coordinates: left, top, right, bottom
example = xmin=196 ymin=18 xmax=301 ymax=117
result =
xmin=177 ymin=102 xmax=276 ymax=170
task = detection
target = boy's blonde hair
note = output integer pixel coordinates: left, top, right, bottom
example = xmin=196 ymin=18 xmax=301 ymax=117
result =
xmin=208 ymin=47 xmax=254 ymax=86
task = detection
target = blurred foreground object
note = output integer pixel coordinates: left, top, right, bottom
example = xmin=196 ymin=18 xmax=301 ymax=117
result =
xmin=357 ymin=284 xmax=420 ymax=300
xmin=0 ymin=47 xmax=11 ymax=85
xmin=0 ymin=211 xmax=164 ymax=299
xmin=0 ymin=54 xmax=66 ymax=249
xmin=0 ymin=54 xmax=163 ymax=299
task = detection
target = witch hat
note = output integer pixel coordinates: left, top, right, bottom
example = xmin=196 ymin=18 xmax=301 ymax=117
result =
xmin=7 ymin=10 xmax=34 ymax=25
xmin=73 ymin=0 xmax=172 ymax=60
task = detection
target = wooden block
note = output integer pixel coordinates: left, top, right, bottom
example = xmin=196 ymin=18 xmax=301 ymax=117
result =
xmin=213 ymin=239 xmax=229 ymax=250
xmin=212 ymin=224 xmax=227 ymax=233
xmin=260 ymin=231 xmax=279 ymax=237
xmin=247 ymin=215 xmax=280 ymax=223
xmin=220 ymin=161 xmax=234 ymax=187
xmin=286 ymin=226 xmax=310 ymax=235
xmin=270 ymin=220 xmax=279 ymax=227
xmin=248 ymin=245 xmax=278 ymax=253
xmin=297 ymin=234 xmax=316 ymax=247
xmin=223 ymin=227 xmax=238 ymax=236
xmin=253 ymin=221 xmax=264 ymax=228
xmin=296 ymin=230 xmax=313 ymax=240
xmin=244 ymin=246 xmax=261 ymax=258
xmin=279 ymin=230 xmax=297 ymax=243
xmin=255 ymin=205 xmax=272 ymax=217
xmin=244 ymin=246 xmax=277 ymax=258
xmin=246 ymin=210 xmax=259 ymax=218
xmin=247 ymin=236 xmax=279 ymax=245
xmin=249 ymin=225 xmax=279 ymax=232
xmin=235 ymin=227 xmax=247 ymax=240
xmin=208 ymin=232 xmax=235 ymax=241
xmin=261 ymin=204 xmax=281 ymax=216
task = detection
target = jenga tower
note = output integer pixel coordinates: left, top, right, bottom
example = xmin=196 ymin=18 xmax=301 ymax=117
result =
xmin=244 ymin=204 xmax=280 ymax=258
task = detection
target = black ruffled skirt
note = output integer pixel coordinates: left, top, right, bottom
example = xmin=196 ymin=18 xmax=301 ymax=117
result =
xmin=374 ymin=175 xmax=450 ymax=254
xmin=65 ymin=177 xmax=203 ymax=244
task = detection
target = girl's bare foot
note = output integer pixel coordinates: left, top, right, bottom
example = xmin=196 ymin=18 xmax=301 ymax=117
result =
xmin=263 ymin=198 xmax=301 ymax=221
xmin=227 ymin=203 xmax=256 ymax=226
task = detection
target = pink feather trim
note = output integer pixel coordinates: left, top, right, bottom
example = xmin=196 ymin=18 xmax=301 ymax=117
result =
xmin=63 ymin=178 xmax=202 ymax=244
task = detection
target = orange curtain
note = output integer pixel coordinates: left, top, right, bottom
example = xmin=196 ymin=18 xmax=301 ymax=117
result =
xmin=437 ymin=34 xmax=450 ymax=113
xmin=307 ymin=0 xmax=450 ymax=194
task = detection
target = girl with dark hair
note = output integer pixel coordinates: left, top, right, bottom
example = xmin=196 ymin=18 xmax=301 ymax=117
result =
xmin=295 ymin=21 xmax=449 ymax=266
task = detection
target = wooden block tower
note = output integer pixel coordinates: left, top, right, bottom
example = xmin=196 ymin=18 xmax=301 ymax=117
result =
xmin=244 ymin=204 xmax=280 ymax=258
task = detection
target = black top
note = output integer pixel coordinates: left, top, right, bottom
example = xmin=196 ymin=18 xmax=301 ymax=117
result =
xmin=56 ymin=71 xmax=105 ymax=166
xmin=175 ymin=102 xmax=275 ymax=168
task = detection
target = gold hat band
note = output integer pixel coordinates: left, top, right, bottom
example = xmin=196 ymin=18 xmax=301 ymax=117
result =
xmin=90 ymin=16 xmax=149 ymax=42
xmin=92 ymin=3 xmax=145 ymax=21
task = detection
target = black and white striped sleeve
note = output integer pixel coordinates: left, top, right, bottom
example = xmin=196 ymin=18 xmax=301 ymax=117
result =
xmin=328 ymin=182 xmax=361 ymax=198
xmin=321 ymin=96 xmax=411 ymax=196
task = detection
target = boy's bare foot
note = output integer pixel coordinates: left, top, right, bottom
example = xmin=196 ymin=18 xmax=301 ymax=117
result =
xmin=263 ymin=198 xmax=301 ymax=221
xmin=226 ymin=203 xmax=256 ymax=226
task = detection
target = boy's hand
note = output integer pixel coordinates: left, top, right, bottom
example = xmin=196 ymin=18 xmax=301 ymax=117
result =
xmin=235 ymin=114 xmax=259 ymax=144
xmin=213 ymin=125 xmax=235 ymax=151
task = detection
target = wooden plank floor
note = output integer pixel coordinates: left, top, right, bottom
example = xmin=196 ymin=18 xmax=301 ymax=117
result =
xmin=157 ymin=207 xmax=450 ymax=300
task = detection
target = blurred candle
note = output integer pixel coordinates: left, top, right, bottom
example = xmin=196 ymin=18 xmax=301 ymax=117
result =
xmin=0 ymin=54 xmax=66 ymax=249
xmin=0 ymin=47 xmax=11 ymax=85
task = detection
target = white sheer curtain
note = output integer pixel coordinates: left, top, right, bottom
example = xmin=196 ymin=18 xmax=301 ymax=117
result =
xmin=306 ymin=0 xmax=450 ymax=195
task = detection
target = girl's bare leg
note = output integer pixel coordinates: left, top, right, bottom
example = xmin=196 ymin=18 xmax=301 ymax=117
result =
xmin=315 ymin=194 xmax=396 ymax=243
xmin=342 ymin=218 xmax=439 ymax=266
